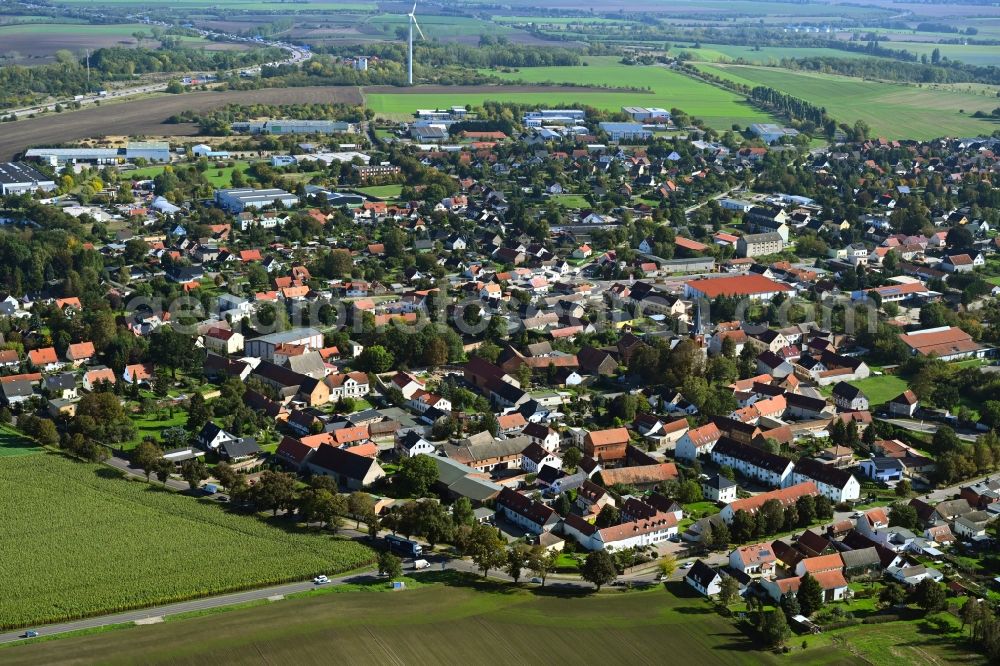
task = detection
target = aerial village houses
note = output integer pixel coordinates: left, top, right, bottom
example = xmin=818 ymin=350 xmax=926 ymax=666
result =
xmin=792 ymin=458 xmax=861 ymax=502
xmin=719 ymin=482 xmax=818 ymax=524
xmin=710 ymin=438 xmax=794 ymax=488
xmin=583 ymin=427 xmax=630 ymax=463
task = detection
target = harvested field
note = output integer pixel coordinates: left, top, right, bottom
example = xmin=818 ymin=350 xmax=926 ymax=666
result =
xmin=0 ymin=23 xmax=148 ymax=63
xmin=0 ymin=86 xmax=363 ymax=159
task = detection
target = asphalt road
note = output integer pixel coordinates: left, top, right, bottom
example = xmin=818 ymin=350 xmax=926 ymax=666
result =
xmin=13 ymin=473 xmax=972 ymax=648
xmin=0 ymin=573 xmax=360 ymax=644
xmin=106 ymin=455 xmax=189 ymax=492
xmin=880 ymin=417 xmax=980 ymax=442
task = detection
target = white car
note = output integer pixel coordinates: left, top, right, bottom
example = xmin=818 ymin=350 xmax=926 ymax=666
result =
xmin=313 ymin=575 xmax=330 ymax=585
xmin=680 ymin=561 xmax=693 ymax=569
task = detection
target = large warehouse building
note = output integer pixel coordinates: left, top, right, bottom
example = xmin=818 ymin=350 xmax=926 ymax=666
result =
xmin=684 ymin=274 xmax=793 ymax=302
xmin=215 ymin=187 xmax=300 ymax=213
xmin=0 ymin=162 xmax=56 ymax=195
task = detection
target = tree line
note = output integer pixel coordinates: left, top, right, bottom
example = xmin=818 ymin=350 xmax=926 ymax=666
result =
xmin=780 ymin=53 xmax=1000 ymax=86
xmin=166 ymin=102 xmax=367 ymax=135
xmin=0 ymin=45 xmax=281 ymax=109
xmin=314 ymin=39 xmax=581 ymax=70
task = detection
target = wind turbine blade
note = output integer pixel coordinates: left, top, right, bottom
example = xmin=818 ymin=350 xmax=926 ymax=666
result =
xmin=412 ymin=16 xmax=425 ymax=40
xmin=412 ymin=2 xmax=417 ymax=15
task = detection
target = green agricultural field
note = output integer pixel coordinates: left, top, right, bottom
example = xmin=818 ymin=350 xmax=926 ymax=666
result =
xmin=0 ymin=426 xmax=40 ymax=457
xmin=370 ymin=57 xmax=775 ymax=129
xmin=695 ymin=63 xmax=1000 ymax=139
xmin=4 ymin=576 xmax=983 ymax=665
xmin=0 ymin=581 xmax=828 ymax=664
xmin=0 ymin=22 xmax=151 ymax=38
xmin=681 ymin=43 xmax=883 ymax=64
xmin=886 ymin=41 xmax=1000 ymax=68
xmin=366 ymin=14 xmax=515 ymax=39
xmin=0 ymin=453 xmax=373 ymax=630
xmin=492 ymin=15 xmax=639 ymax=27
xmin=56 ymin=0 xmax=375 ymax=8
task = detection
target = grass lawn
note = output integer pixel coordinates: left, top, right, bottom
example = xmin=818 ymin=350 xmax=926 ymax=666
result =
xmin=684 ymin=501 xmax=720 ymax=518
xmin=0 ymin=452 xmax=374 ymax=630
xmin=554 ymin=552 xmax=582 ymax=571
xmin=820 ymin=374 xmax=909 ymax=407
xmin=549 ymin=193 xmax=592 ymax=209
xmin=203 ymin=161 xmax=253 ymax=188
xmin=357 ymin=184 xmax=403 ymax=199
xmin=129 ymin=161 xmax=252 ymax=188
xmin=1 ymin=577 xmax=869 ymax=665
xmin=694 ymin=63 xmax=1000 ymax=139
xmin=123 ymin=409 xmax=188 ymax=450
xmin=814 ymin=610 xmax=983 ymax=666
xmin=0 ymin=425 xmax=41 ymax=457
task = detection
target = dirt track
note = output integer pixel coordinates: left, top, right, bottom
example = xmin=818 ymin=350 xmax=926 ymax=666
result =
xmin=0 ymin=86 xmax=364 ymax=159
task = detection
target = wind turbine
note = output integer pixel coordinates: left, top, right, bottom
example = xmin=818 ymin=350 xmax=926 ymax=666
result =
xmin=406 ymin=2 xmax=424 ymax=86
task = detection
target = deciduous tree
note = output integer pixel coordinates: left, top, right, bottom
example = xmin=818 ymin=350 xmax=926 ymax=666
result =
xmin=133 ymin=439 xmax=162 ymax=483
xmin=397 ymin=455 xmax=438 ymax=497
xmin=378 ymin=551 xmax=403 ymax=580
xmin=468 ymin=523 xmax=506 ymax=578
xmin=181 ymin=458 xmax=208 ymax=490
xmin=581 ymin=550 xmax=618 ymax=591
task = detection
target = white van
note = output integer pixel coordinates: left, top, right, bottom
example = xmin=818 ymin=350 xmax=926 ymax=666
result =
xmin=413 ymin=559 xmax=430 ymax=570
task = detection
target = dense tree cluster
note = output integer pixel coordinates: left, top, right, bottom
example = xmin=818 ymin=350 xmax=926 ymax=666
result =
xmin=0 ymin=45 xmax=280 ymax=109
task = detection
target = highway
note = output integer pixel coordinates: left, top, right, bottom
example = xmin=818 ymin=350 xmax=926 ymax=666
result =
xmin=5 ymin=25 xmax=311 ymax=120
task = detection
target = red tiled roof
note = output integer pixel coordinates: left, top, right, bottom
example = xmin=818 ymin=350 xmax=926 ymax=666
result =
xmin=726 ymin=481 xmax=817 ymax=515
xmin=585 ymin=427 xmax=630 ymax=447
xmin=28 ymin=347 xmax=58 ymax=365
xmin=686 ymin=274 xmax=792 ymax=299
xmin=800 ymin=553 xmax=843 ymax=573
xmin=66 ymin=341 xmax=95 ymax=360
xmin=675 ymin=236 xmax=709 ymax=252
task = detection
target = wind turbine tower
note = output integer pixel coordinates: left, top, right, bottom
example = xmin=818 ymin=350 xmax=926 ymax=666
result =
xmin=406 ymin=2 xmax=424 ymax=86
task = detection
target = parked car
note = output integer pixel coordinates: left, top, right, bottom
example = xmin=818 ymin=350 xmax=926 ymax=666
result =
xmin=530 ymin=577 xmax=543 ymax=584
